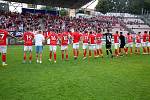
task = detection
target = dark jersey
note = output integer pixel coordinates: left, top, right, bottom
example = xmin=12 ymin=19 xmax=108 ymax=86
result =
xmin=119 ymin=35 xmax=125 ymax=44
xmin=104 ymin=33 xmax=112 ymax=44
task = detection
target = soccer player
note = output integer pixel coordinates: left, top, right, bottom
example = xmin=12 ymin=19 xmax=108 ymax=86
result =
xmin=47 ymin=31 xmax=58 ymax=63
xmin=126 ymin=33 xmax=133 ymax=55
xmin=104 ymin=29 xmax=113 ymax=58
xmin=142 ymin=31 xmax=148 ymax=54
xmin=34 ymin=30 xmax=45 ymax=64
xmin=0 ymin=25 xmax=17 ymax=66
xmin=59 ymin=31 xmax=69 ymax=61
xmin=135 ymin=32 xmax=141 ymax=54
xmin=96 ymin=30 xmax=103 ymax=57
xmin=88 ymin=31 xmax=97 ymax=58
xmin=82 ymin=31 xmax=89 ymax=59
xmin=119 ymin=32 xmax=126 ymax=56
xmin=21 ymin=28 xmax=34 ymax=63
xmin=113 ymin=31 xmax=120 ymax=57
xmin=71 ymin=29 xmax=82 ymax=60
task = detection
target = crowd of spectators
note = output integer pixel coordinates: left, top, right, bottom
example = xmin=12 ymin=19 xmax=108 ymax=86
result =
xmin=0 ymin=11 xmax=123 ymax=33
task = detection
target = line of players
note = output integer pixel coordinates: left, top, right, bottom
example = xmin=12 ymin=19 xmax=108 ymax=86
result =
xmin=0 ymin=25 xmax=150 ymax=66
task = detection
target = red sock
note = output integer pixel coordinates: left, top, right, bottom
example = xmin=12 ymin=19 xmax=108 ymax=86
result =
xmin=94 ymin=50 xmax=97 ymax=57
xmin=24 ymin=53 xmax=26 ymax=61
xmin=84 ymin=50 xmax=86 ymax=57
xmin=143 ymin=48 xmax=146 ymax=53
xmin=130 ymin=48 xmax=132 ymax=54
xmin=115 ymin=49 xmax=117 ymax=55
xmin=89 ymin=50 xmax=92 ymax=57
xmin=126 ymin=48 xmax=128 ymax=53
xmin=77 ymin=50 xmax=79 ymax=57
xmin=29 ymin=54 xmax=32 ymax=61
xmin=97 ymin=50 xmax=99 ymax=55
xmin=50 ymin=52 xmax=52 ymax=59
xmin=147 ymin=47 xmax=149 ymax=53
xmin=54 ymin=52 xmax=56 ymax=61
xmin=66 ymin=54 xmax=68 ymax=60
xmin=2 ymin=54 xmax=6 ymax=62
xmin=100 ymin=49 xmax=103 ymax=55
xmin=119 ymin=48 xmax=121 ymax=53
xmin=73 ymin=49 xmax=76 ymax=57
xmin=62 ymin=53 xmax=64 ymax=60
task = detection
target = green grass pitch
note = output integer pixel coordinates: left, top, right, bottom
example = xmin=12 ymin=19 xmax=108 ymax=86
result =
xmin=0 ymin=45 xmax=150 ymax=100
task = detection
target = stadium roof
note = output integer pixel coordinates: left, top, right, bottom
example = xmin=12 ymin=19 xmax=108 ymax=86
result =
xmin=4 ymin=0 xmax=93 ymax=9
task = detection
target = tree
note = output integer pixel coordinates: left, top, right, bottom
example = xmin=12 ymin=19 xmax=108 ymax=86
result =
xmin=96 ymin=0 xmax=150 ymax=15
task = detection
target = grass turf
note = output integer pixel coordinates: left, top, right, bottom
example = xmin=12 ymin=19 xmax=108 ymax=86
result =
xmin=0 ymin=45 xmax=150 ymax=100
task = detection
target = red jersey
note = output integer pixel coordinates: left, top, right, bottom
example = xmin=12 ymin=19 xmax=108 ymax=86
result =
xmin=136 ymin=34 xmax=141 ymax=43
xmin=127 ymin=34 xmax=133 ymax=43
xmin=96 ymin=33 xmax=103 ymax=44
xmin=89 ymin=34 xmax=96 ymax=44
xmin=72 ymin=32 xmax=81 ymax=43
xmin=60 ymin=32 xmax=69 ymax=45
xmin=0 ymin=29 xmax=8 ymax=46
xmin=23 ymin=32 xmax=34 ymax=46
xmin=48 ymin=32 xmax=58 ymax=45
xmin=82 ymin=33 xmax=89 ymax=43
xmin=114 ymin=34 xmax=119 ymax=43
xmin=142 ymin=33 xmax=148 ymax=42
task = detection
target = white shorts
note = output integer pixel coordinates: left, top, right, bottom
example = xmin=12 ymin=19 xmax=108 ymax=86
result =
xmin=73 ymin=43 xmax=79 ymax=49
xmin=114 ymin=43 xmax=119 ymax=49
xmin=0 ymin=46 xmax=7 ymax=53
xmin=136 ymin=43 xmax=141 ymax=48
xmin=142 ymin=42 xmax=148 ymax=47
xmin=96 ymin=44 xmax=102 ymax=49
xmin=24 ymin=46 xmax=32 ymax=52
xmin=49 ymin=45 xmax=57 ymax=52
xmin=148 ymin=42 xmax=150 ymax=47
xmin=126 ymin=42 xmax=133 ymax=48
xmin=89 ymin=44 xmax=96 ymax=50
xmin=83 ymin=43 xmax=88 ymax=49
xmin=61 ymin=45 xmax=68 ymax=50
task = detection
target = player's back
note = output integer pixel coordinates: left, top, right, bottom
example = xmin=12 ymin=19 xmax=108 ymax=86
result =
xmin=89 ymin=34 xmax=96 ymax=44
xmin=49 ymin=32 xmax=58 ymax=45
xmin=72 ymin=32 xmax=81 ymax=43
xmin=24 ymin=32 xmax=34 ymax=46
xmin=105 ymin=33 xmax=112 ymax=43
xmin=0 ymin=29 xmax=8 ymax=46
xmin=96 ymin=33 xmax=102 ymax=44
xmin=82 ymin=33 xmax=89 ymax=43
xmin=61 ymin=32 xmax=69 ymax=45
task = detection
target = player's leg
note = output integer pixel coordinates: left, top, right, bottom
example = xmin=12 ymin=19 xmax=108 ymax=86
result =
xmin=29 ymin=46 xmax=32 ymax=63
xmin=77 ymin=43 xmax=79 ymax=57
xmin=73 ymin=43 xmax=77 ymax=59
xmin=147 ymin=44 xmax=150 ymax=54
xmin=36 ymin=46 xmax=39 ymax=63
xmin=61 ymin=46 xmax=64 ymax=60
xmin=89 ymin=45 xmax=92 ymax=57
xmin=53 ymin=46 xmax=57 ymax=63
xmin=23 ymin=46 xmax=27 ymax=63
xmin=142 ymin=42 xmax=146 ymax=54
xmin=65 ymin=47 xmax=69 ymax=60
xmin=96 ymin=44 xmax=100 ymax=57
xmin=93 ymin=45 xmax=97 ymax=58
xmin=49 ymin=46 xmax=52 ymax=61
xmin=108 ymin=44 xmax=113 ymax=58
xmin=39 ymin=46 xmax=43 ymax=63
xmin=130 ymin=43 xmax=133 ymax=55
xmin=83 ymin=44 xmax=87 ymax=59
xmin=148 ymin=43 xmax=150 ymax=54
xmin=1 ymin=46 xmax=7 ymax=66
